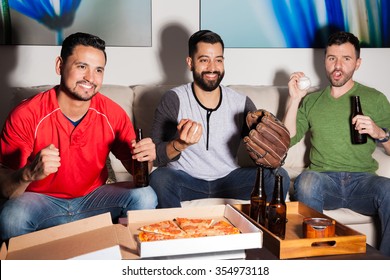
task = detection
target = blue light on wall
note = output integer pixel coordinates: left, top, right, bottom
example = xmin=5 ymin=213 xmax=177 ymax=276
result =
xmin=201 ymin=0 xmax=390 ymax=48
xmin=8 ymin=0 xmax=81 ymax=45
xmin=1 ymin=0 xmax=152 ymax=46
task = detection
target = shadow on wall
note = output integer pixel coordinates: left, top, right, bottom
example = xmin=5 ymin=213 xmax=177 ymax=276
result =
xmin=158 ymin=23 xmax=191 ymax=85
xmin=0 ymin=45 xmax=17 ymax=130
xmin=134 ymin=23 xmax=192 ymax=136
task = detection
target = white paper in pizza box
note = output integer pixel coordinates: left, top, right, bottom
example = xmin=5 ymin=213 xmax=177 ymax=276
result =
xmin=126 ymin=204 xmax=262 ymax=258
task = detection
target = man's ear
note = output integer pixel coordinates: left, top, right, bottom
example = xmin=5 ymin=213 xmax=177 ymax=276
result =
xmin=355 ymin=57 xmax=362 ymax=71
xmin=186 ymin=56 xmax=193 ymax=71
xmin=55 ymin=56 xmax=63 ymax=75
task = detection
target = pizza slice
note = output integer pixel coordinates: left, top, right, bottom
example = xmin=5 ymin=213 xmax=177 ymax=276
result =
xmin=137 ymin=218 xmax=241 ymax=242
xmin=139 ymin=220 xmax=186 ymax=237
xmin=138 ymin=231 xmax=180 ymax=242
xmin=204 ymin=220 xmax=241 ymax=236
xmin=174 ymin=217 xmax=214 ymax=237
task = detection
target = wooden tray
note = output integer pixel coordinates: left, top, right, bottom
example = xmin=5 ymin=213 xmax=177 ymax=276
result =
xmin=234 ymin=201 xmax=366 ymax=259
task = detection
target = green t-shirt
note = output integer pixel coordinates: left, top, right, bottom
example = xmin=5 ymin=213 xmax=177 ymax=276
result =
xmin=291 ymin=82 xmax=390 ymax=173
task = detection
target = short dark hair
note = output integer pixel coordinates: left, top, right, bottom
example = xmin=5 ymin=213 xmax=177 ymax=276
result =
xmin=326 ymin=31 xmax=360 ymax=58
xmin=60 ymin=32 xmax=107 ymax=63
xmin=188 ymin=30 xmax=224 ymax=57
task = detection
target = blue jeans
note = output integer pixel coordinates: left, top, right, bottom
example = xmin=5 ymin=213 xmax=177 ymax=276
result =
xmin=0 ymin=182 xmax=157 ymax=241
xmin=149 ymin=167 xmax=290 ymax=208
xmin=293 ymin=171 xmax=390 ymax=256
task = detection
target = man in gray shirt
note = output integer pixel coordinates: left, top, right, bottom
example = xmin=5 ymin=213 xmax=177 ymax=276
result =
xmin=150 ymin=30 xmax=289 ymax=208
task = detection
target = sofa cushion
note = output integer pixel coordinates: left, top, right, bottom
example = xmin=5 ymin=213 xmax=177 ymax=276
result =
xmin=99 ymin=85 xmax=135 ymax=123
xmin=324 ymin=208 xmax=378 ymax=247
xmin=323 ymin=208 xmax=375 ymax=225
xmin=12 ymin=85 xmax=53 ymax=107
xmin=373 ymin=146 xmax=390 ymax=178
xmin=227 ymin=85 xmax=289 ymax=120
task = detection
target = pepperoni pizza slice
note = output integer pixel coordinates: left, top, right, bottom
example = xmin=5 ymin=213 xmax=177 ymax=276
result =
xmin=139 ymin=220 xmax=186 ymax=237
xmin=174 ymin=217 xmax=214 ymax=236
xmin=204 ymin=220 xmax=241 ymax=236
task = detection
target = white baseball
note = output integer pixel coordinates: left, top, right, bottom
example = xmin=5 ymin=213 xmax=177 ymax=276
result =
xmin=298 ymin=76 xmax=311 ymax=90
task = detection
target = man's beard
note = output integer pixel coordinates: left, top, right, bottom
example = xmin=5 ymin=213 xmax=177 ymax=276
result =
xmin=193 ymin=70 xmax=224 ymax=91
xmin=61 ymin=79 xmax=97 ymax=101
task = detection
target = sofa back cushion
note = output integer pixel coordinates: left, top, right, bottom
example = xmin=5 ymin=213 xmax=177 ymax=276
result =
xmin=132 ymin=85 xmax=177 ymax=138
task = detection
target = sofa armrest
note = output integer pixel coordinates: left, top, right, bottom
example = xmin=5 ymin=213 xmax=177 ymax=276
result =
xmin=373 ymin=146 xmax=390 ymax=178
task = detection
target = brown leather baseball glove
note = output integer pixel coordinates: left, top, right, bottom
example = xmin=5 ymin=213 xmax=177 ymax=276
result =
xmin=243 ymin=110 xmax=290 ymax=168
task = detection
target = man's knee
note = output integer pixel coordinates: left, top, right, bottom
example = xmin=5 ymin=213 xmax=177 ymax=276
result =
xmin=0 ymin=200 xmax=35 ymax=241
xmin=294 ymin=171 xmax=323 ymax=198
xmin=149 ymin=168 xmax=183 ymax=193
xmin=129 ymin=186 xmax=157 ymax=210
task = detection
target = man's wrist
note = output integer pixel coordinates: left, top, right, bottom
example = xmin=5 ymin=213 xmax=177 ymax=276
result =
xmin=376 ymin=128 xmax=390 ymax=143
xmin=19 ymin=168 xmax=33 ymax=184
xmin=172 ymin=140 xmax=184 ymax=152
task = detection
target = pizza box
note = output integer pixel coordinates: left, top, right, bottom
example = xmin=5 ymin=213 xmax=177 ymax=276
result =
xmin=234 ymin=201 xmax=367 ymax=259
xmin=126 ymin=204 xmax=262 ymax=259
xmin=0 ymin=213 xmax=134 ymax=260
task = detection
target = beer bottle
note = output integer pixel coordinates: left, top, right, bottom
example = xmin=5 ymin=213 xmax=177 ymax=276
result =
xmin=249 ymin=167 xmax=267 ymax=226
xmin=133 ymin=128 xmax=149 ymax=188
xmin=351 ymin=96 xmax=367 ymax=144
xmin=267 ymin=174 xmax=287 ymax=239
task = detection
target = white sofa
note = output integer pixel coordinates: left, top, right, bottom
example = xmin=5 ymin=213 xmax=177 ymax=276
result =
xmin=8 ymin=84 xmax=390 ymax=248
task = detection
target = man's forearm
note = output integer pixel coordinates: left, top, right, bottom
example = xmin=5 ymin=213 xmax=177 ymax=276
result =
xmin=283 ymin=97 xmax=301 ymax=138
xmin=0 ymin=167 xmax=30 ymax=199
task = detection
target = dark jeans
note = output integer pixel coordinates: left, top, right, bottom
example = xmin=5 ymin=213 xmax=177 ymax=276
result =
xmin=149 ymin=166 xmax=290 ymax=208
xmin=0 ymin=183 xmax=157 ymax=241
xmin=294 ymin=171 xmax=390 ymax=256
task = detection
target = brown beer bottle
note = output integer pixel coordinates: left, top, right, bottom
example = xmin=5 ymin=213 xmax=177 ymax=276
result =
xmin=249 ymin=167 xmax=267 ymax=226
xmin=351 ymin=96 xmax=367 ymax=144
xmin=133 ymin=128 xmax=149 ymax=188
xmin=267 ymin=174 xmax=287 ymax=239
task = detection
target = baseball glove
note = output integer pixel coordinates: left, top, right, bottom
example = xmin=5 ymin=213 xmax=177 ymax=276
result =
xmin=243 ymin=110 xmax=290 ymax=168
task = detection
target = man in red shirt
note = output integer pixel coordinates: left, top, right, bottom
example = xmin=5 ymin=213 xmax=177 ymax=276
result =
xmin=0 ymin=32 xmax=157 ymax=241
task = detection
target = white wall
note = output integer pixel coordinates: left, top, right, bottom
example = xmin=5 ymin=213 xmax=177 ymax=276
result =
xmin=0 ymin=0 xmax=389 ymax=121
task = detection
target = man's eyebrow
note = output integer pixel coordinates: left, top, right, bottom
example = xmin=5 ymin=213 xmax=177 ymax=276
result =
xmin=74 ymin=61 xmax=105 ymax=69
xmin=74 ymin=61 xmax=87 ymax=65
xmin=197 ymin=55 xmax=224 ymax=59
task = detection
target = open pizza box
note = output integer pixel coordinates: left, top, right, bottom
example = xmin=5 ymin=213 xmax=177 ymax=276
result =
xmin=125 ymin=204 xmax=262 ymax=259
xmin=0 ymin=212 xmax=134 ymax=260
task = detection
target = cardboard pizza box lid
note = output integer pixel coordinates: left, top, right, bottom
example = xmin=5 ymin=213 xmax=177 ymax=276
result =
xmin=1 ymin=213 xmax=131 ymax=260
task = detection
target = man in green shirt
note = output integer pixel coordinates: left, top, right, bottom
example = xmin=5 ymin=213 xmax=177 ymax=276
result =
xmin=284 ymin=31 xmax=390 ymax=256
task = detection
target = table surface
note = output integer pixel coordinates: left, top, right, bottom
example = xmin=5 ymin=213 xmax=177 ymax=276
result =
xmin=245 ymin=244 xmax=390 ymax=260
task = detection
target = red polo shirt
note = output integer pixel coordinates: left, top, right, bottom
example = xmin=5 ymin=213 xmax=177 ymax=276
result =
xmin=0 ymin=87 xmax=135 ymax=198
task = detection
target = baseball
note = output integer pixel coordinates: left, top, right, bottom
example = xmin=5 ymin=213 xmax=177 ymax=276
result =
xmin=298 ymin=76 xmax=311 ymax=90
